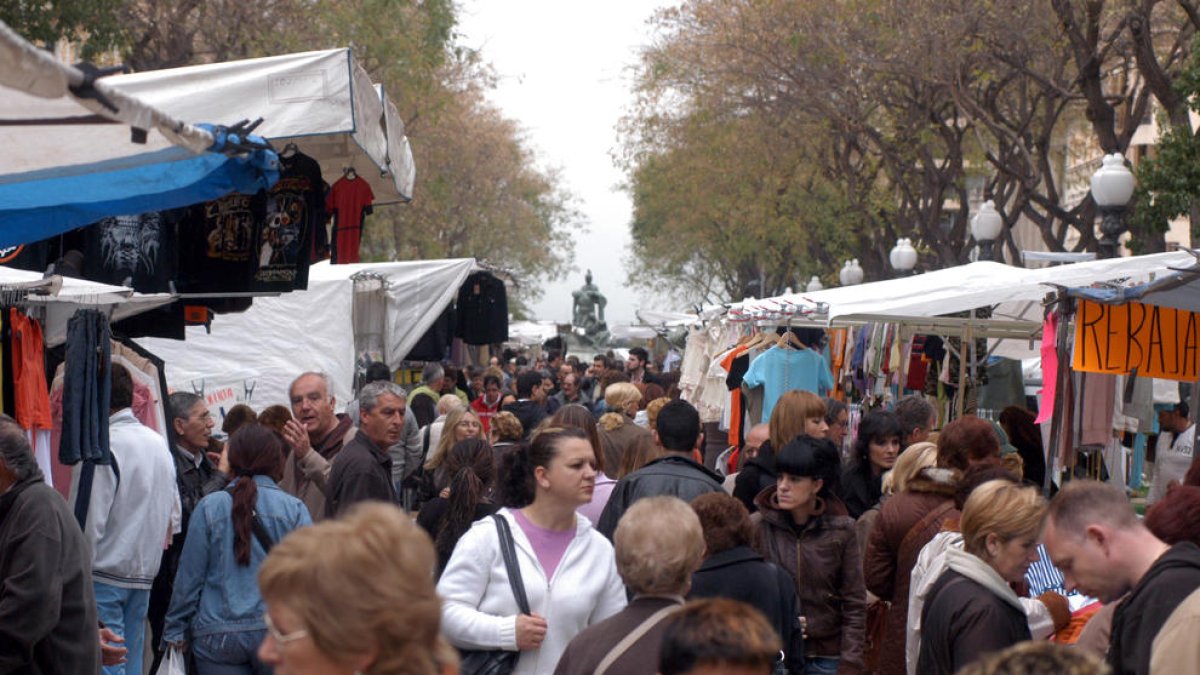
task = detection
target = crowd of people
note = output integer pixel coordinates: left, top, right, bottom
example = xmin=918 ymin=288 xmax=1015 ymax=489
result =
xmin=4 ymin=346 xmax=1200 ymax=675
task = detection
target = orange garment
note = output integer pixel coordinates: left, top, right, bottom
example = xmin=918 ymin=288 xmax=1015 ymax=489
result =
xmin=721 ymin=345 xmax=749 ymax=446
xmin=10 ymin=309 xmax=52 ymax=429
xmin=828 ymin=328 xmax=849 ymax=402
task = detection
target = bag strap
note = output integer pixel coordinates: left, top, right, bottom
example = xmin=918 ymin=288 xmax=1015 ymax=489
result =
xmin=900 ymin=499 xmax=955 ymax=555
xmin=225 ymin=485 xmax=275 ymax=553
xmin=594 ymin=604 xmax=680 ymax=675
xmin=492 ymin=514 xmax=531 ymax=615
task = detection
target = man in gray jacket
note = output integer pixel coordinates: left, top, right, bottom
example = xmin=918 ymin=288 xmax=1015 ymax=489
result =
xmin=0 ymin=415 xmax=101 ymax=673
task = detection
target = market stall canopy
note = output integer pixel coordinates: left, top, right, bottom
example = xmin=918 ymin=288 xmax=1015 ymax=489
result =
xmin=508 ymin=320 xmax=560 ymax=346
xmin=108 ymin=48 xmax=413 ymax=204
xmin=0 ymin=265 xmax=173 ymax=346
xmin=135 ymin=258 xmax=476 ymax=411
xmin=743 ymin=251 xmax=1195 ymax=322
xmin=0 ymin=20 xmax=279 ymax=248
xmin=1067 ymin=256 xmax=1200 ymax=312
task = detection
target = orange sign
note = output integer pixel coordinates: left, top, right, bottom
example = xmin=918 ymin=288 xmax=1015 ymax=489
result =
xmin=1073 ymin=300 xmax=1200 ymax=381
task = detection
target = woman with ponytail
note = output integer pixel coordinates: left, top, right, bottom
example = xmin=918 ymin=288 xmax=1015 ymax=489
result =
xmin=439 ymin=426 xmax=627 ymax=674
xmin=417 ymin=437 xmax=500 ymax=576
xmin=164 ymin=424 xmax=312 ymax=674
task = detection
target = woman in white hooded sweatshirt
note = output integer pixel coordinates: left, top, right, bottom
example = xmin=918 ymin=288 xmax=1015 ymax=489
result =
xmin=438 ymin=426 xmax=626 ymax=674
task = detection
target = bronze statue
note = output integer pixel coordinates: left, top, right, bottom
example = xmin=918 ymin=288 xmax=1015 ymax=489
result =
xmin=572 ymin=270 xmax=608 ymax=345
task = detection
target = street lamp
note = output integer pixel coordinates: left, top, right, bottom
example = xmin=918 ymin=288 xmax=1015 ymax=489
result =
xmin=970 ymin=199 xmax=1004 ymax=262
xmin=1091 ymin=153 xmax=1135 ymax=259
xmin=839 ymin=259 xmax=865 ymax=286
xmin=806 ymin=275 xmax=824 ymax=292
xmin=890 ymin=238 xmax=918 ymax=277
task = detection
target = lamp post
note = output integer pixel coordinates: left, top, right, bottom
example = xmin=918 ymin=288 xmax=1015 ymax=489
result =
xmin=806 ymin=275 xmax=824 ymax=292
xmin=970 ymin=199 xmax=1003 ymax=262
xmin=889 ymin=238 xmax=918 ymax=277
xmin=1091 ymin=153 xmax=1135 ymax=259
xmin=839 ymin=259 xmax=864 ymax=286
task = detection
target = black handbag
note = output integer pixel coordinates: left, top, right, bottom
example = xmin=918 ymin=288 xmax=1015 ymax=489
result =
xmin=459 ymin=515 xmax=531 ymax=675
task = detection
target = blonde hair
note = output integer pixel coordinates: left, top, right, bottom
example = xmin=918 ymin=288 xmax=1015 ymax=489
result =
xmin=490 ymin=411 xmax=523 ymax=443
xmin=258 ymin=503 xmax=443 ymax=675
xmin=883 ymin=441 xmax=938 ymax=494
xmin=961 ymin=480 xmax=1047 ymax=558
xmin=604 ymin=382 xmax=643 ymax=413
xmin=435 ymin=394 xmax=464 ymax=416
xmin=769 ymin=390 xmax=826 ymax=450
xmin=425 ymin=407 xmax=480 ymax=471
xmin=646 ymin=397 xmax=671 ymax=431
xmin=614 ymin=496 xmax=705 ymax=595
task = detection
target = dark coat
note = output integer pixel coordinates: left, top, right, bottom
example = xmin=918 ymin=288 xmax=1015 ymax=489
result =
xmin=553 ymin=596 xmax=680 ymax=675
xmin=863 ymin=467 xmax=960 ymax=675
xmin=0 ymin=474 xmax=100 ymax=675
xmin=1109 ymin=542 xmax=1200 ymax=675
xmin=596 ymin=454 xmax=724 ymax=539
xmin=502 ymin=399 xmax=548 ymax=440
xmin=325 ymin=431 xmax=397 ymax=518
xmin=689 ymin=546 xmax=804 ymax=672
xmin=837 ymin=463 xmax=881 ymax=520
xmin=415 ymin=497 xmax=500 ymax=576
xmin=752 ymin=486 xmax=866 ymax=674
xmin=732 ymin=440 xmax=777 ymax=513
xmin=916 ymin=569 xmax=1030 ymax=675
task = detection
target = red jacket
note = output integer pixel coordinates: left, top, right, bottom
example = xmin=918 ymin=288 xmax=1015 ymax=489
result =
xmin=470 ymin=395 xmax=502 ymax=435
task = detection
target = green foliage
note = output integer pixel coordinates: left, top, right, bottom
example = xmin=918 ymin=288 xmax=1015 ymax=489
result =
xmin=1130 ymin=43 xmax=1200 ymax=244
xmin=1 ymin=0 xmax=126 ymax=58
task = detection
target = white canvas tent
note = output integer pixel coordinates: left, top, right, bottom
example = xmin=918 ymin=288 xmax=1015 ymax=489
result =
xmin=2 ymin=46 xmax=413 ymax=208
xmin=135 ymin=258 xmax=476 ymax=413
xmin=0 ymin=266 xmax=174 ymax=346
xmin=103 ymin=48 xmax=414 ymax=204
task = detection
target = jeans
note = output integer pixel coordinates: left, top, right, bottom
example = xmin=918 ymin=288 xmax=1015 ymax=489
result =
xmin=805 ymin=657 xmax=839 ymax=675
xmin=193 ymin=630 xmax=272 ymax=675
xmin=94 ymin=581 xmax=151 ymax=675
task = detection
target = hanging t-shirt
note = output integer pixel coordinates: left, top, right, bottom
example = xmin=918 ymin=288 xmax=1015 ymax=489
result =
xmin=176 ymin=193 xmax=265 ymax=293
xmin=455 ymin=272 xmax=509 ymax=345
xmin=252 ymin=151 xmax=323 ymax=291
xmin=10 ymin=309 xmax=52 ymax=429
xmin=742 ymin=345 xmax=834 ymax=423
xmin=81 ymin=211 xmax=177 ymax=292
xmin=326 ymin=175 xmax=375 ymax=264
xmin=0 ymin=239 xmax=50 ymax=273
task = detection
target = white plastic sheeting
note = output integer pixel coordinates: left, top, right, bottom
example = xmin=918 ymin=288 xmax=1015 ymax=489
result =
xmin=751 ymin=251 xmax=1195 ymax=322
xmin=135 ymin=258 xmax=476 ymax=411
xmin=0 ymin=266 xmax=173 ymax=346
xmin=3 ymin=47 xmax=413 ymax=204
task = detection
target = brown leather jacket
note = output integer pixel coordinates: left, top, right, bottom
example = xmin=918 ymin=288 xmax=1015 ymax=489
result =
xmin=752 ymin=486 xmax=866 ymax=674
xmin=863 ymin=466 xmax=960 ymax=675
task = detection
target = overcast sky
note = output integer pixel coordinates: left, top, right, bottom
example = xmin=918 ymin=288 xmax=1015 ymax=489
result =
xmin=456 ymin=1 xmax=672 ymax=326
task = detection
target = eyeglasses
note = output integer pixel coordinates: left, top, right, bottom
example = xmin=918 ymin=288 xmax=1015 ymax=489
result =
xmin=263 ymin=612 xmax=308 ymax=647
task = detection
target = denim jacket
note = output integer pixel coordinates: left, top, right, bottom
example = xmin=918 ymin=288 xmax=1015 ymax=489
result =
xmin=163 ymin=476 xmax=312 ymax=641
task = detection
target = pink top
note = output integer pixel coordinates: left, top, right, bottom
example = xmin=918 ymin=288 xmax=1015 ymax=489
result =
xmin=512 ymin=509 xmax=576 ymax=581
xmin=576 ymin=472 xmax=617 ymax=525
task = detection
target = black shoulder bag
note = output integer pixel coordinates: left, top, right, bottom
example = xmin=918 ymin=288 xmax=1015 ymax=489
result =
xmin=459 ymin=514 xmax=530 ymax=675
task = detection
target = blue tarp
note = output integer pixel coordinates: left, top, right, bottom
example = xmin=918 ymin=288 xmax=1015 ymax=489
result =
xmin=0 ymin=137 xmax=278 ymax=248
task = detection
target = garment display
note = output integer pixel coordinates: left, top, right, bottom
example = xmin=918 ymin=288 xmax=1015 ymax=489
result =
xmin=10 ymin=309 xmax=51 ymax=430
xmin=0 ymin=238 xmax=50 ymax=272
xmin=407 ymin=304 xmax=455 ymax=362
xmin=81 ymin=211 xmax=178 ymax=293
xmin=455 ymin=272 xmax=509 ymax=345
xmin=254 ymin=150 xmax=322 ymax=291
xmin=742 ymin=345 xmax=834 ymax=423
xmin=326 ymin=174 xmax=374 ymax=264
xmin=176 ymin=193 xmax=264 ymax=293
xmin=58 ymin=309 xmax=112 ymax=466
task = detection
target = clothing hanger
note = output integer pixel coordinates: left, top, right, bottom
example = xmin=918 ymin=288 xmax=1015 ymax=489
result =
xmin=343 ymin=166 xmax=357 ymax=180
xmin=280 ymin=142 xmax=299 ymax=158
